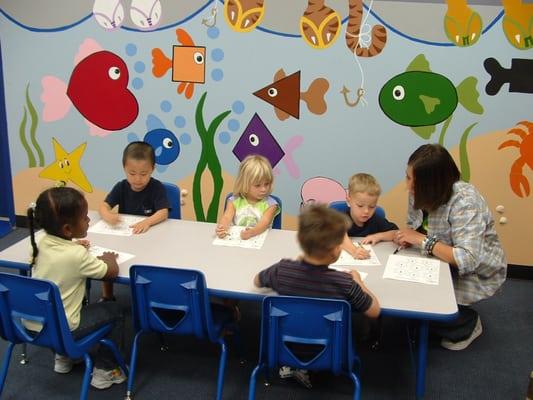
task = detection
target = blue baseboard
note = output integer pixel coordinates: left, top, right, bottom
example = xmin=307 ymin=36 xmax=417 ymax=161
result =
xmin=0 ymin=220 xmax=13 ymax=238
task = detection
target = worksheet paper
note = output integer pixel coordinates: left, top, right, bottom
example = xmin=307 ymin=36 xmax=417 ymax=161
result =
xmin=88 ymin=245 xmax=135 ymax=265
xmin=330 ymin=244 xmax=381 ymax=267
xmin=212 ymin=226 xmax=268 ymax=249
xmin=383 ymin=254 xmax=440 ymax=285
xmin=88 ymin=215 xmax=145 ymax=236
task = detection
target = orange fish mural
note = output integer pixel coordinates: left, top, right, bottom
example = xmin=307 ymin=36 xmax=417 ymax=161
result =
xmin=501 ymin=0 xmax=533 ymax=49
xmin=253 ymin=69 xmax=329 ymax=121
xmin=224 ymin=0 xmax=265 ymax=32
xmin=444 ymin=0 xmax=483 ymax=47
xmin=152 ymin=29 xmax=205 ymax=99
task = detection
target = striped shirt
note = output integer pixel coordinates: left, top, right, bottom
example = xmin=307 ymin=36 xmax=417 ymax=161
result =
xmin=257 ymin=258 xmax=372 ymax=313
xmin=407 ymin=181 xmax=507 ymax=305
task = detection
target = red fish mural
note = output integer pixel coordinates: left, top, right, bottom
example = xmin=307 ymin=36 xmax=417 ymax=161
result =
xmin=41 ymin=39 xmax=139 ymax=136
xmin=152 ymin=29 xmax=206 ymax=100
xmin=253 ymin=69 xmax=329 ymax=120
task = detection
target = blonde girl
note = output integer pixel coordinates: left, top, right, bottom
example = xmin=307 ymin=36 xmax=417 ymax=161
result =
xmin=216 ymin=155 xmax=280 ymax=239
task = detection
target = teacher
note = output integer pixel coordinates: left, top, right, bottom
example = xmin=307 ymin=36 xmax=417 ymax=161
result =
xmin=396 ymin=144 xmax=507 ymax=351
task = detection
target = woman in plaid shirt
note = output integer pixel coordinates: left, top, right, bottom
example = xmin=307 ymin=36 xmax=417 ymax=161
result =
xmin=396 ymin=144 xmax=507 ymax=351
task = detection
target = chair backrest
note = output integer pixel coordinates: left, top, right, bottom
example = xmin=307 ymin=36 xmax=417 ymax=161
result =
xmin=258 ymin=296 xmax=356 ymax=375
xmin=0 ymin=272 xmax=76 ymax=356
xmin=163 ymin=182 xmax=181 ymax=220
xmin=129 ymin=265 xmax=217 ymax=342
xmin=224 ymin=193 xmax=282 ymax=229
xmin=329 ymin=201 xmax=385 ymax=219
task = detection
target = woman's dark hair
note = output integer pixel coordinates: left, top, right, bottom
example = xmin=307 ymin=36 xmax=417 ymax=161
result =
xmin=27 ymin=187 xmax=86 ymax=270
xmin=408 ymin=144 xmax=460 ymax=211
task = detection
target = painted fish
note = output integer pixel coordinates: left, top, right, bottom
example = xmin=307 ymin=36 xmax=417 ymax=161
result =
xmin=143 ymin=128 xmax=180 ymax=165
xmin=152 ymin=29 xmax=205 ymax=99
xmin=253 ymin=69 xmax=329 ymax=120
xmin=484 ymin=58 xmax=533 ymax=95
xmin=300 ymin=177 xmax=346 ymax=206
xmin=41 ymin=39 xmax=139 ymax=135
xmin=378 ymin=54 xmax=482 ymax=135
xmin=232 ymin=113 xmax=285 ymax=167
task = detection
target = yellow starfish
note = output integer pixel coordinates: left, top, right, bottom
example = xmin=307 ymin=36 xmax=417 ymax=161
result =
xmin=39 ymin=138 xmax=93 ymax=193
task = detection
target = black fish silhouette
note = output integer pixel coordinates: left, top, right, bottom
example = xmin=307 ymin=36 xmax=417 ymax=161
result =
xmin=484 ymin=57 xmax=533 ymax=95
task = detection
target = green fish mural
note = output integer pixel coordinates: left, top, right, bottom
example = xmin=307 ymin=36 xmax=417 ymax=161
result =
xmin=378 ymin=54 xmax=483 ymax=139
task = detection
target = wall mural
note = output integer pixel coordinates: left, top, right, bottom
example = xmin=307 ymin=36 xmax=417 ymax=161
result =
xmin=152 ymin=29 xmax=206 ymax=99
xmin=0 ymin=0 xmax=532 ymax=264
xmin=39 ymin=138 xmax=92 ymax=193
xmin=498 ymin=120 xmax=533 ymax=198
xmin=253 ymin=70 xmax=329 ymax=120
xmin=444 ymin=0 xmax=483 ymax=47
xmin=41 ymin=39 xmax=139 ymax=136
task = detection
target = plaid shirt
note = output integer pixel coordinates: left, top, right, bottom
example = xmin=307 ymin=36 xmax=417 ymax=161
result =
xmin=407 ymin=181 xmax=507 ymax=305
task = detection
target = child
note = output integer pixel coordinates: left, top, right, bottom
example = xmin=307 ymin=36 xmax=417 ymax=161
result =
xmin=254 ymin=204 xmax=380 ymax=387
xmin=99 ymin=141 xmax=169 ymax=301
xmin=27 ymin=187 xmax=126 ymax=389
xmin=216 ymin=154 xmax=280 ymax=240
xmin=343 ymin=173 xmax=398 ymax=259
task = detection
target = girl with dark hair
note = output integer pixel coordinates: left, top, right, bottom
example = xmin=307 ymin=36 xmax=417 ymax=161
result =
xmin=27 ymin=187 xmax=126 ymax=389
xmin=396 ymin=144 xmax=507 ymax=351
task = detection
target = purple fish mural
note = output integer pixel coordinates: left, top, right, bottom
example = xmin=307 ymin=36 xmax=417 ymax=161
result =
xmin=232 ymin=113 xmax=285 ymax=167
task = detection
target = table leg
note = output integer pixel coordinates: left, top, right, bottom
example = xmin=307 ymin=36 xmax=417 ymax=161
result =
xmin=416 ymin=320 xmax=429 ymax=399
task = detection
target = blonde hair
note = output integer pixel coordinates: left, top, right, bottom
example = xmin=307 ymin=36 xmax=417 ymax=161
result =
xmin=233 ymin=155 xmax=274 ymax=198
xmin=348 ymin=173 xmax=381 ymax=197
xmin=298 ymin=204 xmax=351 ymax=258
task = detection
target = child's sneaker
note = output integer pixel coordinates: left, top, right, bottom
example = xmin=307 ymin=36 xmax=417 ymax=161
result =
xmin=90 ymin=367 xmax=126 ymax=389
xmin=279 ymin=366 xmax=312 ymax=388
xmin=54 ymin=354 xmax=74 ymax=374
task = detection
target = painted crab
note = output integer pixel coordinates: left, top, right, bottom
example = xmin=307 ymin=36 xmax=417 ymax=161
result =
xmin=498 ymin=120 xmax=533 ymax=197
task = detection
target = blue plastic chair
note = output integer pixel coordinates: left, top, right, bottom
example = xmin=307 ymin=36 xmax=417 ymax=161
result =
xmin=224 ymin=193 xmax=282 ymax=229
xmin=248 ymin=296 xmax=361 ymax=400
xmin=126 ymin=265 xmax=237 ymax=400
xmin=329 ymin=200 xmax=386 ymax=219
xmin=0 ymin=272 xmax=128 ymax=400
xmin=163 ymin=182 xmax=181 ymax=220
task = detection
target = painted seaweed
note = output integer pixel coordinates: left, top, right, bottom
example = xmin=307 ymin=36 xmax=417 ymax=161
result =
xmin=193 ymin=92 xmax=231 ymax=222
xmin=18 ymin=84 xmax=44 ymax=167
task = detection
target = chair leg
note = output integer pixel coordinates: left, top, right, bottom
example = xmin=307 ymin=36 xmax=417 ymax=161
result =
xmin=158 ymin=333 xmax=168 ymax=352
xmin=125 ymin=331 xmax=143 ymax=400
xmin=100 ymin=338 xmax=129 ymax=376
xmin=215 ymin=338 xmax=228 ymax=400
xmin=349 ymin=372 xmax=361 ymax=400
xmin=80 ymin=353 xmax=94 ymax=400
xmin=248 ymin=364 xmax=265 ymax=400
xmin=0 ymin=342 xmax=15 ymax=395
xmin=19 ymin=343 xmax=28 ymax=365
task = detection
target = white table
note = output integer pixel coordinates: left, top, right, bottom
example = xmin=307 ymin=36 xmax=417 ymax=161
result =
xmin=0 ymin=213 xmax=458 ymax=398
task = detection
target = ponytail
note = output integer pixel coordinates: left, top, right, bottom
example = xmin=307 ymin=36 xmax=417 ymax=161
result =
xmin=27 ymin=203 xmax=38 ymax=274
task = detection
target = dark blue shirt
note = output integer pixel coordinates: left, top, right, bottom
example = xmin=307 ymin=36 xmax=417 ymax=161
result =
xmin=104 ymin=178 xmax=169 ymax=217
xmin=346 ymin=209 xmax=398 ymax=237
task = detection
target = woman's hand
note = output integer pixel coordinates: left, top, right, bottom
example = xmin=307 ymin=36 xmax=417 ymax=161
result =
xmin=396 ymin=228 xmax=425 ymax=247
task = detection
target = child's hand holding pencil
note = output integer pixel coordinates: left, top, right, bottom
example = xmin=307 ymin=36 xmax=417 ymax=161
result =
xmin=353 ymin=242 xmax=370 ymax=260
